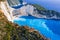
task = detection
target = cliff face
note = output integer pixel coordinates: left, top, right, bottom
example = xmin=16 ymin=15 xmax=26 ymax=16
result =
xmin=0 ymin=10 xmax=49 ymax=40
xmin=0 ymin=0 xmax=60 ymax=23
xmin=33 ymin=4 xmax=60 ymax=19
xmin=12 ymin=4 xmax=60 ymax=19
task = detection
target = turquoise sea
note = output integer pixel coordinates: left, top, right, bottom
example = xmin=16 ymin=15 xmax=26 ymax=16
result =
xmin=14 ymin=16 xmax=60 ymax=40
xmin=7 ymin=0 xmax=60 ymax=40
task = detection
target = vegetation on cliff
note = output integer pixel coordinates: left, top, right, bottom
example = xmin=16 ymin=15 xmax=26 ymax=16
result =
xmin=32 ymin=4 xmax=46 ymax=10
xmin=0 ymin=10 xmax=49 ymax=40
xmin=32 ymin=4 xmax=60 ymax=19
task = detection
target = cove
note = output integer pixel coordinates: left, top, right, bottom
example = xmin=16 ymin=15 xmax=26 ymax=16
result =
xmin=14 ymin=16 xmax=60 ymax=40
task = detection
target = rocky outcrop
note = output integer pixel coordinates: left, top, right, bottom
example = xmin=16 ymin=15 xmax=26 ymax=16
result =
xmin=12 ymin=4 xmax=60 ymax=19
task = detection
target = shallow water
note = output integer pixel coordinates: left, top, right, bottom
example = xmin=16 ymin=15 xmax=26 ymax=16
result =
xmin=14 ymin=16 xmax=60 ymax=40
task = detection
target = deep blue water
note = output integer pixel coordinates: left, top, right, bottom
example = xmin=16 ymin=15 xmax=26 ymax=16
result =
xmin=14 ymin=16 xmax=60 ymax=40
xmin=46 ymin=20 xmax=60 ymax=35
xmin=8 ymin=0 xmax=60 ymax=40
